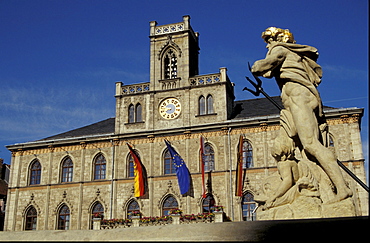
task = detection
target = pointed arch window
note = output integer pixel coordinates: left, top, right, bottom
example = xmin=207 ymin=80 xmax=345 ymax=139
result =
xmin=91 ymin=202 xmax=104 ymax=229
xmin=242 ymin=192 xmax=256 ymax=221
xmin=61 ymin=157 xmax=73 ymax=183
xmin=242 ymin=140 xmax=253 ymax=168
xmin=128 ymin=103 xmax=142 ymax=123
xmin=128 ymin=104 xmax=135 ymax=123
xmin=29 ymin=160 xmax=41 ymax=185
xmin=206 ymin=95 xmax=214 ymax=114
xmin=127 ymin=200 xmax=140 ymax=218
xmin=164 ymin=49 xmax=177 ymax=79
xmin=135 ymin=103 xmax=142 ymax=122
xmin=164 ymin=149 xmax=176 ymax=175
xmin=199 ymin=96 xmax=205 ymax=115
xmin=198 ymin=94 xmax=214 ymax=115
xmin=94 ymin=154 xmax=106 ymax=180
xmin=25 ymin=206 xmax=37 ymax=230
xmin=202 ymin=194 xmax=215 ymax=213
xmin=204 ymin=143 xmax=215 ymax=172
xmin=57 ymin=205 xmax=70 ymax=230
xmin=127 ymin=153 xmax=135 ymax=178
xmin=162 ymin=195 xmax=178 ymax=216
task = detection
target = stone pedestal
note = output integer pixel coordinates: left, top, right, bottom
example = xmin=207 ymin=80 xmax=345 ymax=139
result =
xmin=131 ymin=216 xmax=140 ymax=227
xmin=171 ymin=214 xmax=181 ymax=225
xmin=214 ymin=211 xmax=224 ymax=222
xmin=92 ymin=218 xmax=101 ymax=230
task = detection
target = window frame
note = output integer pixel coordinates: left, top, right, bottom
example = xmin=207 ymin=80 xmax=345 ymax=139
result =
xmin=163 ymin=149 xmax=176 ymax=175
xmin=93 ymin=154 xmax=106 ymax=180
xmin=128 ymin=104 xmax=135 ymax=123
xmin=61 ymin=156 xmax=73 ymax=183
xmin=204 ymin=143 xmax=215 ymax=172
xmin=241 ymin=192 xmax=256 ymax=221
xmin=162 ymin=195 xmax=179 ymax=216
xmin=90 ymin=202 xmax=104 ymax=229
xmin=199 ymin=95 xmax=206 ymax=115
xmin=29 ymin=160 xmax=41 ymax=185
xmin=163 ymin=49 xmax=177 ymax=79
xmin=242 ymin=140 xmax=253 ymax=169
xmin=206 ymin=95 xmax=214 ymax=114
xmin=135 ymin=103 xmax=142 ymax=122
xmin=57 ymin=204 xmax=70 ymax=230
xmin=127 ymin=200 xmax=140 ymax=219
xmin=24 ymin=206 xmax=37 ymax=231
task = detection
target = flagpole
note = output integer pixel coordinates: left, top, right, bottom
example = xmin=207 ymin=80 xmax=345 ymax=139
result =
xmin=227 ymin=127 xmax=234 ymax=221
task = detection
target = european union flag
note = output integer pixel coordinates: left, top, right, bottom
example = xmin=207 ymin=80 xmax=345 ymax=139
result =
xmin=164 ymin=139 xmax=190 ymax=195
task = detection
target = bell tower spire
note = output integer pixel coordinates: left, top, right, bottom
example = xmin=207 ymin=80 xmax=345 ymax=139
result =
xmin=149 ymin=15 xmax=199 ymax=91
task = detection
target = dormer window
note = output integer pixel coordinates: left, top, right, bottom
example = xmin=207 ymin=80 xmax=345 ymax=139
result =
xmin=164 ymin=49 xmax=177 ymax=79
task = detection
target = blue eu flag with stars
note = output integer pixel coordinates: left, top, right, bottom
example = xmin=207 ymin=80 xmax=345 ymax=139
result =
xmin=164 ymin=139 xmax=190 ymax=195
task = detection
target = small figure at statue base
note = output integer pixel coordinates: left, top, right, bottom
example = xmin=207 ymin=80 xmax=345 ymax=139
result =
xmin=254 ymin=154 xmax=357 ymax=220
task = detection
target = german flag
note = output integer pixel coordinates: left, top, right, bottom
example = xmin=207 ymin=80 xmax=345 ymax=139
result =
xmin=127 ymin=143 xmax=146 ymax=197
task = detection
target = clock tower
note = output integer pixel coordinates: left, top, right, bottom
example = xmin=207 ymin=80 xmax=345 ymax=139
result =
xmin=114 ymin=16 xmax=235 ymax=134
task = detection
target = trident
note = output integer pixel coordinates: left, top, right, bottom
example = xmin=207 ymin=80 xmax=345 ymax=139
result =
xmin=243 ymin=62 xmax=369 ymax=192
xmin=243 ymin=62 xmax=283 ymax=110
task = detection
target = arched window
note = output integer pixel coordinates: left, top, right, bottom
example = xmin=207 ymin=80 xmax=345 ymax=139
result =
xmin=241 ymin=192 xmax=256 ymax=221
xmin=204 ymin=143 xmax=215 ymax=172
xmin=29 ymin=160 xmax=41 ymax=185
xmin=206 ymin=95 xmax=214 ymax=114
xmin=128 ymin=104 xmax=135 ymax=123
xmin=91 ymin=202 xmax=104 ymax=229
xmin=162 ymin=195 xmax=178 ymax=216
xmin=92 ymin=202 xmax=104 ymax=218
xmin=94 ymin=154 xmax=106 ymax=180
xmin=25 ymin=206 xmax=37 ymax=230
xmin=57 ymin=205 xmax=70 ymax=230
xmin=127 ymin=200 xmax=140 ymax=218
xmin=127 ymin=154 xmax=135 ymax=178
xmin=164 ymin=149 xmax=176 ymax=175
xmin=135 ymin=103 xmax=142 ymax=122
xmin=164 ymin=49 xmax=177 ymax=79
xmin=199 ymin=96 xmax=205 ymax=115
xmin=202 ymin=194 xmax=215 ymax=213
xmin=242 ymin=140 xmax=253 ymax=168
xmin=61 ymin=157 xmax=73 ymax=183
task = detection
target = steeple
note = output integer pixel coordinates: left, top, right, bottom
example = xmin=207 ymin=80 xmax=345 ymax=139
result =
xmin=149 ymin=15 xmax=199 ymax=91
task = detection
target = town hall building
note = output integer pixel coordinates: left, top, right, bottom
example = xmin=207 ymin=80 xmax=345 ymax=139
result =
xmin=4 ymin=16 xmax=368 ymax=231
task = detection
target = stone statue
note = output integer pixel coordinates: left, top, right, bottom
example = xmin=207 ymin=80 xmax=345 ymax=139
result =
xmin=251 ymin=27 xmax=355 ymax=219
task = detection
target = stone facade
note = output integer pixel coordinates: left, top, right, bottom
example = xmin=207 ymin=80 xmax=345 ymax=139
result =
xmin=4 ymin=16 xmax=368 ymax=231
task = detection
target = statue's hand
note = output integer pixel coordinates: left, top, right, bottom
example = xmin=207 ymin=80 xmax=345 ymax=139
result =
xmin=263 ymin=71 xmax=272 ymax=78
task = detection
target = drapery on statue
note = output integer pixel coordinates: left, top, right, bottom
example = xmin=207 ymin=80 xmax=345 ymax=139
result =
xmin=251 ymin=27 xmax=353 ymax=210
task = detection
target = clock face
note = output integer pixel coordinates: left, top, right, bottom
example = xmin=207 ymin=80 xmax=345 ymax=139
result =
xmin=159 ymin=98 xmax=182 ymax=119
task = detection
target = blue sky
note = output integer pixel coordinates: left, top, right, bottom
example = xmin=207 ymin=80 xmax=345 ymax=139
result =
xmin=0 ymin=0 xmax=368 ymax=179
